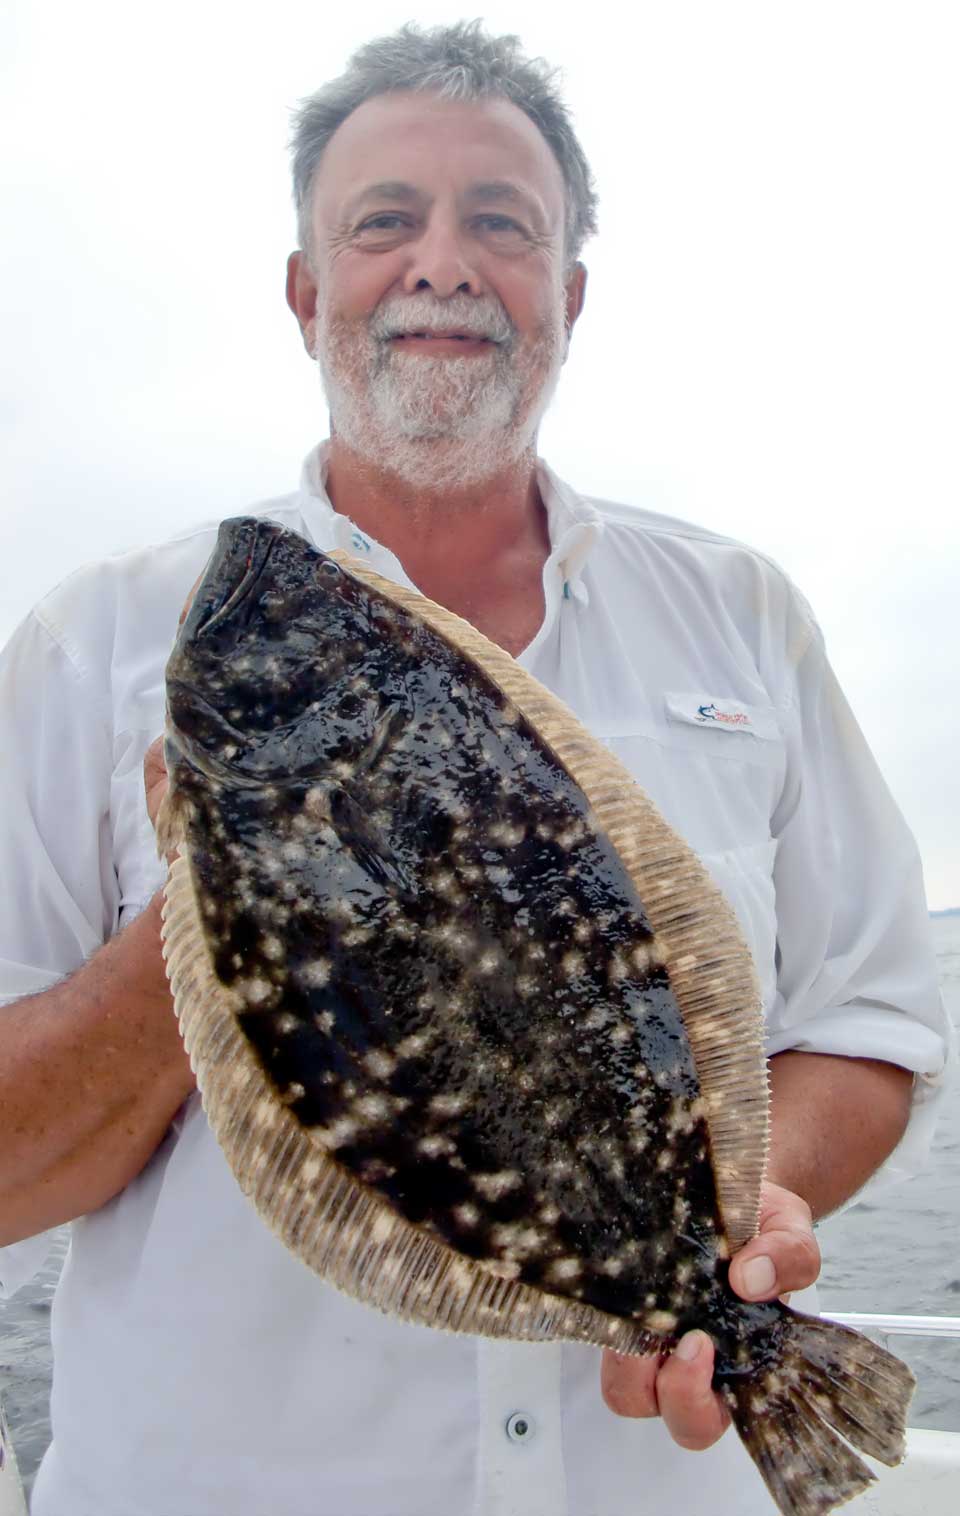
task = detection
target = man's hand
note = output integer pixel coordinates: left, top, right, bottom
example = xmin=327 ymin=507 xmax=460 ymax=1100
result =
xmin=143 ymin=576 xmax=202 ymax=846
xmin=600 ymin=1180 xmax=820 ymax=1449
xmin=144 ymin=735 xmax=169 ymax=830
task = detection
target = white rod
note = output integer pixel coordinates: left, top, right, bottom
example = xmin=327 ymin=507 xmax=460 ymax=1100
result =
xmin=824 ymin=1312 xmax=960 ymax=1339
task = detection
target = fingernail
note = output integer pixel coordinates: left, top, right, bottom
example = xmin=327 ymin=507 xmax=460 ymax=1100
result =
xmin=674 ymin=1331 xmax=703 ymax=1362
xmin=741 ymin=1256 xmax=777 ymax=1298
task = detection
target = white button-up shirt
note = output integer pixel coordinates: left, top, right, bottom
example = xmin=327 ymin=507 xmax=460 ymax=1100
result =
xmin=0 ymin=448 xmax=948 ymax=1516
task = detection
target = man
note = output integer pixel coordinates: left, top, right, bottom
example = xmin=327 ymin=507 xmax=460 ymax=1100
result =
xmin=0 ymin=21 xmax=948 ymax=1516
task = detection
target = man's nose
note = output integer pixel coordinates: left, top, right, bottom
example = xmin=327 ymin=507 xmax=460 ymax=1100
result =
xmin=400 ymin=218 xmax=483 ymax=299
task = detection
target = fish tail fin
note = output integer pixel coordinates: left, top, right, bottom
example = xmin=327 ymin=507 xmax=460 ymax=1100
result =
xmin=719 ymin=1310 xmax=914 ymax=1516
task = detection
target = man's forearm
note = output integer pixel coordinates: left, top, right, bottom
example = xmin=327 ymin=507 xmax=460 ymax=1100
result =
xmin=0 ymin=893 xmax=195 ymax=1245
xmin=765 ymin=1050 xmax=914 ymax=1221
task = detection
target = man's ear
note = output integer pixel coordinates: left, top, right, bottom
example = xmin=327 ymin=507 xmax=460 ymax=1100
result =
xmin=563 ymin=261 xmax=587 ymax=357
xmin=286 ymin=251 xmax=320 ymax=357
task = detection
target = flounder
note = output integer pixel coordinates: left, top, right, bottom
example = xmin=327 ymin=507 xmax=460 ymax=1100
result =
xmin=159 ymin=516 xmax=914 ymax=1516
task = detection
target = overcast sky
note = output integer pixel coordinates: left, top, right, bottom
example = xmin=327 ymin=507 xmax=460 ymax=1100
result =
xmin=2 ymin=1 xmax=958 ymax=906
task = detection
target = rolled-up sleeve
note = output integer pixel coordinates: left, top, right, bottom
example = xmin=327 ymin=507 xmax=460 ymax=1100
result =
xmin=764 ymin=619 xmax=952 ymax=1192
xmin=0 ymin=610 xmax=116 ymax=1295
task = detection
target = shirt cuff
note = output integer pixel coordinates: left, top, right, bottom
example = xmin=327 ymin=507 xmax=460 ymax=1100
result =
xmin=0 ymin=963 xmax=64 ymax=1007
xmin=765 ymin=1001 xmax=956 ymax=1206
xmin=764 ymin=1003 xmax=949 ymax=1075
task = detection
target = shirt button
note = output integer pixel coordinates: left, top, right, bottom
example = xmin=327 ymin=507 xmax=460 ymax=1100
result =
xmin=505 ymin=1411 xmax=536 ymax=1444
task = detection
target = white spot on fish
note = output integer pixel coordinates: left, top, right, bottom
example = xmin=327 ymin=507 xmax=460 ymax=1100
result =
xmin=647 ymin=1310 xmax=678 ymax=1333
xmin=303 ymin=958 xmax=332 ymax=989
xmin=428 ymin=1091 xmax=468 ymax=1118
xmin=418 ymin=1133 xmax=456 ymax=1158
xmin=319 ymin=1115 xmax=360 ymax=1148
xmin=547 ymin=1257 xmax=582 ymax=1283
xmin=479 ymin=1257 xmax=521 ymax=1281
xmin=303 ymin=787 xmax=331 ymax=820
xmin=473 ymin=1169 xmax=522 ymax=1201
xmin=363 ymin=1049 xmax=396 ymax=1080
xmin=239 ymin=977 xmax=274 ymax=1007
xmin=490 ymin=1223 xmax=543 ymax=1257
xmin=397 ymin=1030 xmax=431 ymax=1059
xmin=488 ymin=821 xmax=525 ymax=847
xmin=343 ymin=927 xmax=373 ymax=947
xmin=606 ymin=954 xmax=628 ymax=984
xmin=354 ymin=1093 xmax=392 ymax=1124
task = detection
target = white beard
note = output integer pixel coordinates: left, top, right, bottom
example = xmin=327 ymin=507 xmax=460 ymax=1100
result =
xmin=313 ymin=289 xmax=567 ymax=492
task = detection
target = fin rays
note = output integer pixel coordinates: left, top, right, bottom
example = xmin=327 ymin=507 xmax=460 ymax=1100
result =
xmin=721 ymin=1308 xmax=914 ymax=1516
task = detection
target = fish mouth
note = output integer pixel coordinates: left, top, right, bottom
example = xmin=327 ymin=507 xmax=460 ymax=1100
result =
xmin=187 ymin=519 xmax=281 ymax=641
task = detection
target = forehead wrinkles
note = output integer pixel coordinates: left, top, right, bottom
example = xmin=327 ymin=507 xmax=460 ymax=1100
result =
xmin=311 ymin=94 xmax=567 ymax=241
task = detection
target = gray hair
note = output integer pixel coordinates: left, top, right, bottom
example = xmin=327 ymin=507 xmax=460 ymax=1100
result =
xmin=290 ymin=20 xmax=598 ymax=270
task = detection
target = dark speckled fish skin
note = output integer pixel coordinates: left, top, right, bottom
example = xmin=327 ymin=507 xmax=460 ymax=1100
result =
xmin=162 ymin=516 xmax=916 ymax=1516
xmin=166 ymin=516 xmax=725 ymax=1327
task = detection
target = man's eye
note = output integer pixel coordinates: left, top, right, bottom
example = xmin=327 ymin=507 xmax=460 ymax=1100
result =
xmin=477 ymin=215 xmax=525 ymax=235
xmin=356 ymin=215 xmax=409 ymax=234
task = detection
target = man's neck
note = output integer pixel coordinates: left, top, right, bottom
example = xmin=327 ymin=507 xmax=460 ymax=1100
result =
xmin=322 ymin=437 xmax=550 ymax=592
xmin=321 ymin=436 xmax=553 ymax=656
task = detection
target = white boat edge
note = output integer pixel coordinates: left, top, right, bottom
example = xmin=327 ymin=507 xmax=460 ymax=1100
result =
xmin=1 ymin=1315 xmax=957 ymax=1515
xmin=823 ymin=1313 xmax=960 ymax=1512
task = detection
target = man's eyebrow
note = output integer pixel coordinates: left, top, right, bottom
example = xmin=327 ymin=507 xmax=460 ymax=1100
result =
xmin=463 ymin=181 xmax=543 ymax=216
xmin=342 ymin=182 xmax=423 ymax=217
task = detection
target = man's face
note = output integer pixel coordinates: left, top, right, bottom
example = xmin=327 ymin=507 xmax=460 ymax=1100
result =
xmin=287 ymin=92 xmax=586 ymax=488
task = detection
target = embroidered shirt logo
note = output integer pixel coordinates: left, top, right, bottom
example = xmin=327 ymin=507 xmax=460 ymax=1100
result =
xmin=696 ymin=702 xmax=751 ymax=727
xmin=664 ymin=693 xmax=779 ymax=744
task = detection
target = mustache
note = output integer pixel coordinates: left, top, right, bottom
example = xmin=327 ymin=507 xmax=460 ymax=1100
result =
xmin=368 ymin=294 xmax=514 ymax=346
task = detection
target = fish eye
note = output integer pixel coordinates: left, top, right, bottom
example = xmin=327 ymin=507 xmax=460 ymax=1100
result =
xmin=319 ymin=559 xmax=341 ymax=579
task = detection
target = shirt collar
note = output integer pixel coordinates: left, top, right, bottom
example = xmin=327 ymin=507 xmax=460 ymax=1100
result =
xmin=296 ymin=442 xmax=604 ymax=603
xmin=535 ymin=458 xmax=603 ymax=606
